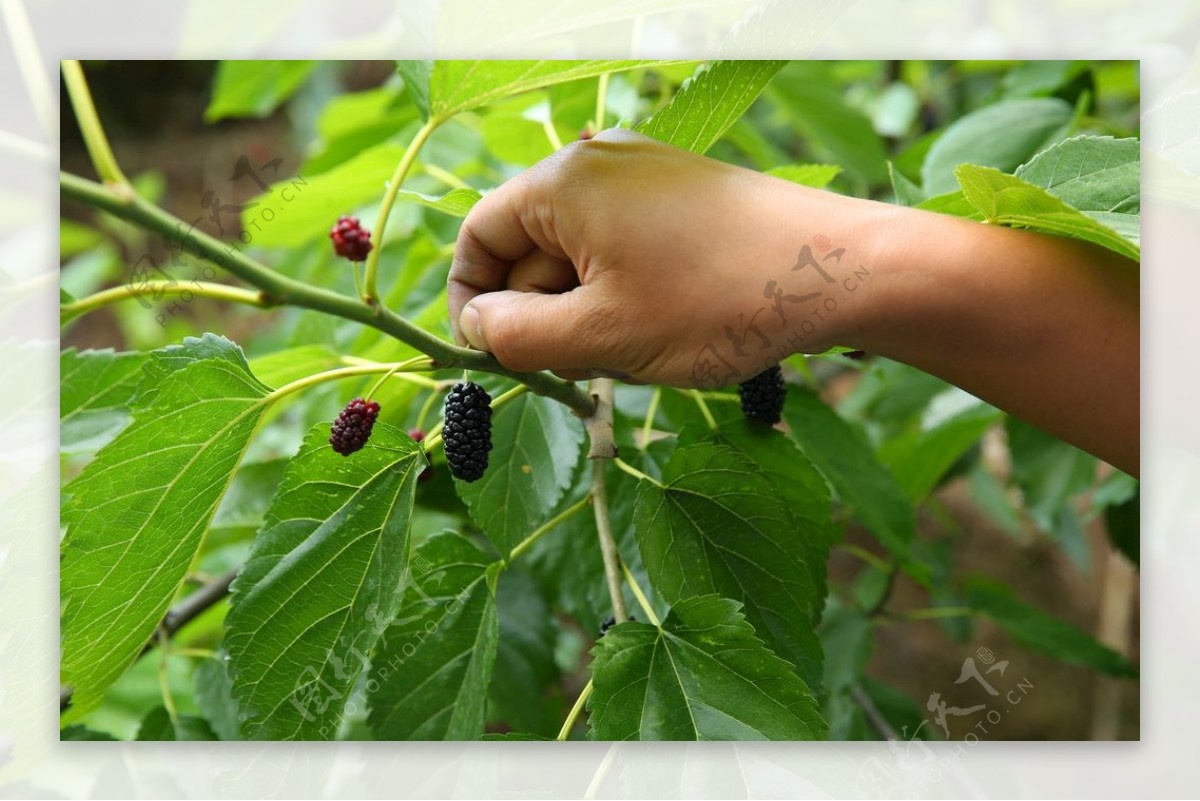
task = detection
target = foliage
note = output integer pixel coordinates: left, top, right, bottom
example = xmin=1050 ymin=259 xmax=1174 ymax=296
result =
xmin=59 ymin=59 xmax=1140 ymax=741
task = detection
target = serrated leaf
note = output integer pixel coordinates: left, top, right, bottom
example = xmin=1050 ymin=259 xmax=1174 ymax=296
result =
xmin=922 ymin=98 xmax=1072 ymax=194
xmin=456 ymin=391 xmax=585 ymax=556
xmin=135 ymin=706 xmax=217 ymax=741
xmin=782 ymin=386 xmax=927 ymax=583
xmin=964 ymin=578 xmax=1138 ymax=678
xmin=635 ymin=60 xmax=785 ymax=154
xmin=367 ymin=533 xmax=500 ymax=740
xmin=225 ymin=423 xmax=424 ymax=740
xmin=402 ymin=60 xmax=667 ymax=123
xmin=766 ymin=163 xmax=841 ymax=189
xmin=589 ymin=595 xmax=826 ymax=740
xmin=60 ymin=334 xmax=271 ymax=722
xmin=205 ymin=61 xmax=317 ymax=122
xmin=632 ymin=438 xmax=827 ymax=688
xmin=955 ymin=164 xmax=1139 ymax=261
xmin=1014 ymin=135 xmax=1140 ymax=243
xmin=914 ymin=189 xmax=985 ymax=220
xmin=60 ymin=347 xmax=146 ymax=453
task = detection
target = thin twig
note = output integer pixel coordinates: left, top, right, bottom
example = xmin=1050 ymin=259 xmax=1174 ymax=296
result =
xmin=59 ymin=172 xmax=597 ymax=417
xmin=851 ymin=681 xmax=900 ymax=741
xmin=589 ymin=380 xmax=627 ymax=622
xmin=557 ymin=679 xmax=594 ymax=741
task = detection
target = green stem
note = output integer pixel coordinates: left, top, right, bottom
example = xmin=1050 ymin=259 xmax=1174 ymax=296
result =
xmin=61 ymin=61 xmax=130 ymax=187
xmin=414 ymin=385 xmax=444 ymax=432
xmin=690 ymin=389 xmax=718 ymax=430
xmin=902 ymin=606 xmax=973 ymax=621
xmin=542 ymin=118 xmax=564 ymax=150
xmin=839 ymin=543 xmax=891 ymax=573
xmin=363 ymin=356 xmax=429 ymax=400
xmin=621 ymin=562 xmax=659 ymax=625
xmin=60 ymin=171 xmax=596 ymax=417
xmin=265 ymin=359 xmax=433 ymax=404
xmin=613 ymin=457 xmax=662 ymax=487
xmin=595 ymin=73 xmax=610 ymax=130
xmin=363 ymin=119 xmax=439 ymax=303
xmin=557 ymin=680 xmax=594 ymax=741
xmin=61 ymin=281 xmax=270 ymax=324
xmin=640 ymin=386 xmax=660 ymax=450
xmin=157 ymin=630 xmax=178 ymax=724
xmin=422 ymin=162 xmax=470 ymax=190
xmin=508 ymin=493 xmax=592 ymax=562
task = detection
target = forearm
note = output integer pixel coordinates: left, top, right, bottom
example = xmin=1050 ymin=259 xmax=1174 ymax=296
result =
xmin=801 ymin=197 xmax=1139 ymax=475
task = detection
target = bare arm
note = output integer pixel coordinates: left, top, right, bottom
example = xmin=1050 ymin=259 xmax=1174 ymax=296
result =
xmin=448 ymin=129 xmax=1139 ymax=475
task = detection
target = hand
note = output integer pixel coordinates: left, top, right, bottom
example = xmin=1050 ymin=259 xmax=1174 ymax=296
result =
xmin=447 ymin=128 xmax=878 ymax=386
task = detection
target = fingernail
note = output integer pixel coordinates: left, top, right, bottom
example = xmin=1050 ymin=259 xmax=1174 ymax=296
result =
xmin=459 ymin=304 xmax=489 ymax=352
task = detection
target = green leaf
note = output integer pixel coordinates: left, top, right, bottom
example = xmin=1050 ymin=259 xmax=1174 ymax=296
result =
xmin=766 ymin=164 xmax=842 ymax=189
xmin=888 ymin=161 xmax=925 ymax=206
xmin=922 ymin=98 xmax=1072 ymax=194
xmin=768 ymin=62 xmax=888 ymax=185
xmin=635 ymin=60 xmax=786 ymax=154
xmin=60 ymin=335 xmax=271 ymax=722
xmin=225 ymin=423 xmax=424 ymax=740
xmin=1104 ymin=487 xmax=1139 ymax=566
xmin=1002 ymin=61 xmax=1088 ymax=98
xmin=955 ymin=164 xmax=1139 ymax=261
xmin=248 ymin=345 xmax=343 ymax=389
xmin=404 ymin=60 xmax=666 ymax=123
xmin=135 ymin=706 xmax=217 ymax=741
xmin=632 ymin=438 xmax=827 ymax=687
xmin=488 ymin=567 xmax=563 ymax=736
xmin=964 ymin=578 xmax=1138 ymax=678
xmin=205 ymin=61 xmax=317 ymax=122
xmin=1014 ymin=135 xmax=1140 ymax=245
xmin=193 ymin=656 xmax=241 ymax=741
xmin=60 ymin=725 xmax=117 ymax=741
xmin=914 ymin=189 xmax=985 ymax=220
xmin=1006 ymin=417 xmax=1097 ymax=533
xmin=456 ymin=391 xmax=585 ymax=556
xmin=588 ymin=595 xmax=827 ymax=740
xmin=394 ymin=186 xmax=481 ymax=217
xmin=368 ymin=533 xmax=500 ymax=740
xmin=878 ymin=401 xmax=1002 ymax=503
xmin=60 ymin=347 xmax=146 ymax=453
xmin=782 ymin=387 xmax=926 ymax=583
xmin=395 ymin=60 xmax=434 ymax=121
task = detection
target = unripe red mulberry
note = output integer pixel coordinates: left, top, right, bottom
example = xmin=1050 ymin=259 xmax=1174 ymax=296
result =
xmin=330 ymin=215 xmax=373 ymax=262
xmin=330 ymin=398 xmax=380 ymax=455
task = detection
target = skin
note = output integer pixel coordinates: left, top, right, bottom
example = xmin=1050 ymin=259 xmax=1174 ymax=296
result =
xmin=449 ymin=129 xmax=1139 ymax=476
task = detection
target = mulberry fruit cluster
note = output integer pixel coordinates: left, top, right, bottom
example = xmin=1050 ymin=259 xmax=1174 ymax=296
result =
xmin=443 ymin=382 xmax=493 ymax=482
xmin=737 ymin=365 xmax=786 ymax=425
xmin=330 ymin=398 xmax=380 ymax=456
xmin=329 ymin=215 xmax=373 ymax=262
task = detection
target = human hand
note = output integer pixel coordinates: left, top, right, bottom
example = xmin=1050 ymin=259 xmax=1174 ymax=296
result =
xmin=448 ymin=128 xmax=879 ymax=386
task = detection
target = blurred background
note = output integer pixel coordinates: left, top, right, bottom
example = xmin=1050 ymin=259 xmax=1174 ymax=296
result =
xmin=60 ymin=60 xmax=1140 ymax=740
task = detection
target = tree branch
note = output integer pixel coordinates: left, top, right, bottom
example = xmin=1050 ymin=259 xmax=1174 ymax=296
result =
xmin=851 ymin=681 xmax=900 ymax=741
xmin=589 ymin=378 xmax=627 ymax=622
xmin=59 ymin=171 xmax=596 ymax=417
xmin=60 ymin=567 xmax=238 ymax=712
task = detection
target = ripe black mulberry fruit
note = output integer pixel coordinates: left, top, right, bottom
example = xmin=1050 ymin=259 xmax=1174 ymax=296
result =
xmin=330 ymin=397 xmax=380 ymax=456
xmin=443 ymin=382 xmax=493 ymax=482
xmin=599 ymin=614 xmax=636 ymax=637
xmin=737 ymin=365 xmax=786 ymax=425
xmin=330 ymin=215 xmax=373 ymax=262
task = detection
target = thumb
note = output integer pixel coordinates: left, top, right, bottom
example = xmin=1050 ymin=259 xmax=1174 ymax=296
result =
xmin=459 ymin=289 xmax=615 ymax=374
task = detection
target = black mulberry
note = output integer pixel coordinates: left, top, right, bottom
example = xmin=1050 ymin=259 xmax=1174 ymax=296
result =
xmin=330 ymin=397 xmax=380 ymax=456
xmin=737 ymin=365 xmax=786 ymax=425
xmin=443 ymin=382 xmax=493 ymax=482
xmin=330 ymin=215 xmax=373 ymax=262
